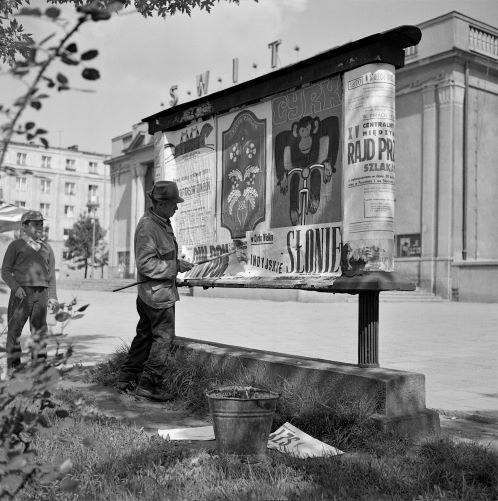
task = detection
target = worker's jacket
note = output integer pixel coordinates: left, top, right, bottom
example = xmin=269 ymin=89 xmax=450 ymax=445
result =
xmin=134 ymin=208 xmax=179 ymax=309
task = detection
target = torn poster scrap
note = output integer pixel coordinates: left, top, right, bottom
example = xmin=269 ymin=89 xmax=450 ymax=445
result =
xmin=158 ymin=425 xmax=215 ymax=441
xmin=268 ymin=422 xmax=344 ymax=458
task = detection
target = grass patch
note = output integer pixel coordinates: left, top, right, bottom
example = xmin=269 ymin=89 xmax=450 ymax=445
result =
xmin=83 ymin=342 xmax=129 ymax=387
xmin=66 ymin=346 xmax=498 ymax=500
xmin=15 ymin=386 xmax=498 ymax=500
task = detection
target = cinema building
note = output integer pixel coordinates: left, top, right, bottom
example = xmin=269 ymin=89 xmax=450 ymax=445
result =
xmin=107 ymin=11 xmax=498 ymax=302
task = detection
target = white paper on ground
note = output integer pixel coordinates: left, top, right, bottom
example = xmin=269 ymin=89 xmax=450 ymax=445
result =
xmin=158 ymin=425 xmax=215 ymax=441
xmin=267 ymin=422 xmax=344 ymax=458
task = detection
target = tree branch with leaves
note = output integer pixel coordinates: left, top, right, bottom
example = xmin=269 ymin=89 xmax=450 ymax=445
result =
xmin=0 ymin=2 xmax=122 ymax=169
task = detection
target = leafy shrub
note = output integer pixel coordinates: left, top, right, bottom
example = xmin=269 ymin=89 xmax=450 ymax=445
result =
xmin=0 ymin=297 xmax=88 ymax=498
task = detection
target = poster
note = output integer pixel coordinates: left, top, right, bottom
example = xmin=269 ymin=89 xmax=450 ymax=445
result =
xmin=162 ymin=119 xmax=216 ymax=248
xmin=181 ymin=222 xmax=342 ymax=280
xmin=342 ymin=63 xmax=396 ymax=273
xmin=181 ymin=239 xmax=248 ymax=280
xmin=271 ymin=77 xmax=342 ymax=229
xmin=246 ymin=223 xmax=341 ymax=277
xmin=218 ymin=106 xmax=269 ymax=240
xmin=268 ymin=422 xmax=343 ymax=458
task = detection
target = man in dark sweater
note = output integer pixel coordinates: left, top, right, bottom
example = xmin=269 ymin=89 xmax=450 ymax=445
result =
xmin=1 ymin=210 xmax=58 ymax=370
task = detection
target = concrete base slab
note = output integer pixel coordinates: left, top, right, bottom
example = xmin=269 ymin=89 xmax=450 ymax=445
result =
xmin=372 ymin=409 xmax=440 ymax=437
xmin=175 ymin=337 xmax=440 ymax=438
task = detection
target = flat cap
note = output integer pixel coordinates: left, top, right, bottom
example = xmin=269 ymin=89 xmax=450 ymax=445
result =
xmin=21 ymin=210 xmax=44 ymax=223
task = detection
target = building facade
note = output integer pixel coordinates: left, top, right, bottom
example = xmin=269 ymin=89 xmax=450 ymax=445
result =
xmin=106 ymin=123 xmax=154 ymax=278
xmin=0 ymin=141 xmax=110 ymax=278
xmin=394 ymin=12 xmax=498 ymax=301
xmin=108 ymin=11 xmax=498 ymax=301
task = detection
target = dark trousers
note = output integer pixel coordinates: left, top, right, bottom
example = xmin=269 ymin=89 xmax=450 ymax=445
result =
xmin=6 ymin=286 xmax=48 ymax=369
xmin=119 ymin=296 xmax=175 ymax=390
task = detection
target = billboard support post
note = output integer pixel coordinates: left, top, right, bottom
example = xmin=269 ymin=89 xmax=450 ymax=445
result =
xmin=358 ymin=291 xmax=379 ymax=367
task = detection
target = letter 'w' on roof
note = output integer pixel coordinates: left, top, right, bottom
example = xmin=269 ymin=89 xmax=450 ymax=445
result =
xmin=0 ymin=202 xmax=29 ymax=233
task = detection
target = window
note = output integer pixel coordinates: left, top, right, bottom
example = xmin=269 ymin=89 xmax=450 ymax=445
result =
xmin=88 ymin=184 xmax=98 ymax=205
xmin=43 ymin=227 xmax=49 ymax=240
xmin=65 ymin=159 xmax=76 ymax=171
xmin=41 ymin=179 xmax=51 ymax=193
xmin=64 ymin=205 xmax=74 ymax=217
xmin=118 ymin=251 xmax=130 ymax=267
xmin=15 ymin=201 xmax=26 ymax=208
xmin=40 ymin=203 xmax=50 ymax=218
xmin=62 ymin=250 xmax=71 ymax=260
xmin=396 ymin=234 xmax=422 ymax=258
xmin=65 ymin=182 xmax=76 ymax=195
xmin=41 ymin=155 xmax=51 ymax=168
xmin=15 ymin=176 xmax=27 ymax=191
xmin=89 ymin=161 xmax=98 ymax=174
xmin=16 ymin=152 xmax=27 ymax=165
xmin=63 ymin=228 xmax=71 ymax=240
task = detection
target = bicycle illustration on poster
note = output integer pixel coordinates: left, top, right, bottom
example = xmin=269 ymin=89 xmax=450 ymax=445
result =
xmin=271 ymin=77 xmax=342 ymax=229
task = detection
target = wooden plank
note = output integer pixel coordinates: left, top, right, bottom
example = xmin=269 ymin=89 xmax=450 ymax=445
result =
xmin=180 ymin=272 xmax=415 ymax=293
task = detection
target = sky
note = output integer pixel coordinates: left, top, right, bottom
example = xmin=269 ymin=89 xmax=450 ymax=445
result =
xmin=3 ymin=0 xmax=498 ymax=154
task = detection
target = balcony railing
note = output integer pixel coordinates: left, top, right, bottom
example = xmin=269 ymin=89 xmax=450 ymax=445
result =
xmin=404 ymin=45 xmax=418 ymax=59
xmin=469 ymin=26 xmax=498 ymax=59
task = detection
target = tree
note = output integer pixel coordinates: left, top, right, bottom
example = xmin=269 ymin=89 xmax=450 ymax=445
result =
xmin=94 ymin=239 xmax=109 ymax=278
xmin=65 ymin=214 xmax=106 ymax=278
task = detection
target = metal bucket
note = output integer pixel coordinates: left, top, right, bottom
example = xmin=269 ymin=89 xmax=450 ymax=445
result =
xmin=206 ymin=386 xmax=279 ymax=460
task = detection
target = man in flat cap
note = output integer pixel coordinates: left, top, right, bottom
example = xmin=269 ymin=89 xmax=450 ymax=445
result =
xmin=118 ymin=181 xmax=194 ymax=401
xmin=1 ymin=210 xmax=58 ymax=371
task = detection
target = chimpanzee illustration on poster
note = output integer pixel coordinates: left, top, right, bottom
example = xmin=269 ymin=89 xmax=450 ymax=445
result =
xmin=271 ymin=77 xmax=342 ymax=228
xmin=220 ymin=108 xmax=266 ymax=239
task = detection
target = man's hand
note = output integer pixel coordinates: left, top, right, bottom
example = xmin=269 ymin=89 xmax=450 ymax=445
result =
xmin=15 ymin=287 xmax=26 ymax=300
xmin=48 ymin=298 xmax=59 ymax=313
xmin=178 ymin=258 xmax=195 ymax=273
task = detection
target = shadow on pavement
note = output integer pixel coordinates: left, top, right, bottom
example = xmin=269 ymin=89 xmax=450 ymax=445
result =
xmin=47 ymin=333 xmax=123 ymax=365
xmin=438 ymin=411 xmax=498 ymax=450
xmin=58 ymin=366 xmax=210 ymax=434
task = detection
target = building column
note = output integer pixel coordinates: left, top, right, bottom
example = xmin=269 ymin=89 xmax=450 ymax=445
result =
xmin=153 ymin=131 xmax=165 ymax=182
xmin=109 ymin=170 xmax=117 ymax=272
xmin=128 ymin=164 xmax=148 ymax=277
xmin=436 ymin=79 xmax=465 ymax=299
xmin=135 ymin=164 xmax=148 ymax=221
xmin=420 ymin=85 xmax=437 ymax=293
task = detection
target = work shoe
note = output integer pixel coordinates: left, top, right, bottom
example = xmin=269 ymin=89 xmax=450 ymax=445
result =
xmin=117 ymin=381 xmax=137 ymax=394
xmin=135 ymin=386 xmax=174 ymax=402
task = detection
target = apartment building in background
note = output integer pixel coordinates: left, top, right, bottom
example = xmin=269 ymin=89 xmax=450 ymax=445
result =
xmin=0 ymin=141 xmax=110 ymax=278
